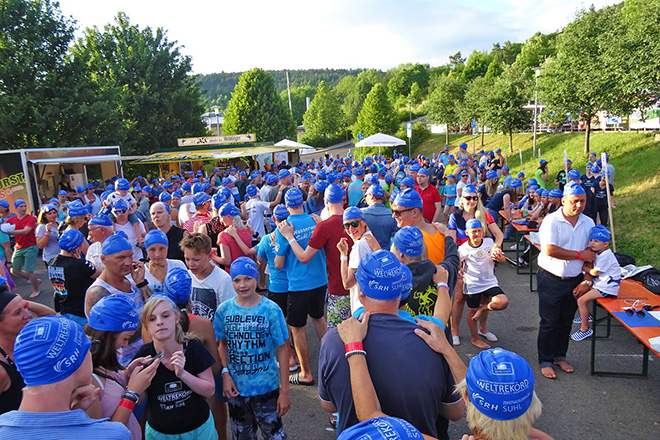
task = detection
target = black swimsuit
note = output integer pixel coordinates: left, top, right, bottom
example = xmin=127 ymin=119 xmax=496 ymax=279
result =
xmin=0 ymin=346 xmax=24 ymax=414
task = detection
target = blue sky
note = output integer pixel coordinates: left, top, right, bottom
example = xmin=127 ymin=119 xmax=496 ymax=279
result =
xmin=56 ymin=0 xmax=618 ymax=74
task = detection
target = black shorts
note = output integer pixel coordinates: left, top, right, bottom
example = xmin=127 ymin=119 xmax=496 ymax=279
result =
xmin=265 ymin=290 xmax=288 ymax=318
xmin=287 ymin=284 xmax=327 ymax=328
xmin=466 ymin=286 xmax=504 ymax=309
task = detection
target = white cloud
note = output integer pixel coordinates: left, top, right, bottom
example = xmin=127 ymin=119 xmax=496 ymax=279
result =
xmin=55 ymin=0 xmax=622 ymax=74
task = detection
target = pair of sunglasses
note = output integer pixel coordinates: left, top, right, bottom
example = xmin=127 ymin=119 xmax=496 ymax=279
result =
xmin=625 ymin=304 xmax=659 ymax=317
xmin=114 ymin=209 xmax=127 ymax=214
xmin=463 ymin=196 xmax=478 ymax=201
xmin=343 ymin=220 xmax=361 ymax=229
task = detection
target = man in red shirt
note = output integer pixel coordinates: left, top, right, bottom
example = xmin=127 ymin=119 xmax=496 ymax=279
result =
xmin=415 ymin=168 xmax=443 ymax=223
xmin=1 ymin=199 xmax=41 ymax=297
xmin=183 ymin=192 xmax=211 ymax=233
xmin=277 ymin=183 xmax=353 ymax=328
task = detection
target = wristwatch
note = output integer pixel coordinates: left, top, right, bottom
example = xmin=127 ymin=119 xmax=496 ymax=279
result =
xmin=582 ymin=280 xmax=593 ymax=287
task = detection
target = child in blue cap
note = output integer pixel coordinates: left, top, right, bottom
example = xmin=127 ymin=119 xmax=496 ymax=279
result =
xmin=571 ymin=225 xmax=620 ymax=341
xmin=442 ymin=174 xmax=457 ymax=223
xmin=458 ymin=219 xmax=508 ymax=349
xmin=215 ymin=257 xmax=291 ymax=439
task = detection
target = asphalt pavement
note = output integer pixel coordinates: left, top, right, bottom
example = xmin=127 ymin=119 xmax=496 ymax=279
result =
xmin=19 ymin=249 xmax=660 ymax=439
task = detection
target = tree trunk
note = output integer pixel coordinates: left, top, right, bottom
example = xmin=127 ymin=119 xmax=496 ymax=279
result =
xmin=509 ymin=130 xmax=513 ymax=153
xmin=445 ymin=126 xmax=449 ymax=146
xmin=481 ymin=125 xmax=485 ymax=146
xmin=584 ymin=117 xmax=591 ymax=155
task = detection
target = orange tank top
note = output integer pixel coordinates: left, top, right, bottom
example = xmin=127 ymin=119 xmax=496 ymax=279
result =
xmin=421 ymin=229 xmax=446 ymax=265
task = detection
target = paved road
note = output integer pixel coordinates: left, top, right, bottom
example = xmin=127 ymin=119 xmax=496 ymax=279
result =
xmin=19 ymin=249 xmax=660 ymax=439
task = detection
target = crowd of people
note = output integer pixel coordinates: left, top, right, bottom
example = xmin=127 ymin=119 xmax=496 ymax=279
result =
xmin=0 ymin=143 xmax=619 ymax=439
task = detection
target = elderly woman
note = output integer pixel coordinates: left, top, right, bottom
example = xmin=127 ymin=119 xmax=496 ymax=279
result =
xmin=0 ymin=280 xmax=55 ymax=414
xmin=142 ymin=230 xmax=187 ymax=295
xmin=448 ymin=185 xmax=503 ymax=346
xmin=216 ymin=202 xmax=255 ymax=272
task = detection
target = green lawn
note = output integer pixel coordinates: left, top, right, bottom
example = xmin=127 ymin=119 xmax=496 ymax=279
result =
xmin=415 ymin=131 xmax=660 ymax=267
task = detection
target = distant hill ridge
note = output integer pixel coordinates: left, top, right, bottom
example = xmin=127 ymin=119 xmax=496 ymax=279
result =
xmin=197 ymin=68 xmax=370 ymax=101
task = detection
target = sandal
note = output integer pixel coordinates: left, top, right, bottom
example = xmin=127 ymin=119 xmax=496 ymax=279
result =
xmin=478 ymin=330 xmax=498 ymax=342
xmin=289 ymin=371 xmax=315 ymax=386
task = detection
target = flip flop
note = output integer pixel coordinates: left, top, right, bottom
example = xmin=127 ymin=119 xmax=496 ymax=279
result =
xmin=289 ymin=364 xmax=300 ymax=372
xmin=289 ymin=371 xmax=315 ymax=386
xmin=452 ymin=335 xmax=461 ymax=346
xmin=478 ymin=330 xmax=498 ymax=342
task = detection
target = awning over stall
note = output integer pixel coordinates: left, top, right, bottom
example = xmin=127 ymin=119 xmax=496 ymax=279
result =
xmin=28 ymin=154 xmax=122 ymax=165
xmin=132 ymin=143 xmax=309 ymax=164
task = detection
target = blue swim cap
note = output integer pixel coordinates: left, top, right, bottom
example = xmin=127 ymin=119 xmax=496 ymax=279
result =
xmin=278 ymin=169 xmax=291 ymax=180
xmin=67 ymin=201 xmax=90 ymax=217
xmin=230 ymin=256 xmax=258 ymax=281
xmin=89 ymin=214 xmax=112 ymax=227
xmin=14 ymin=199 xmax=26 ymax=209
xmin=385 ymin=174 xmax=393 ymax=184
xmin=366 ymin=184 xmax=385 ymax=198
xmin=273 ymin=204 xmax=290 ymax=220
xmin=354 ymin=167 xmax=365 ymax=176
xmin=324 ymin=184 xmax=345 ymax=204
xmin=466 ymin=218 xmax=482 ymax=230
xmin=112 ymin=199 xmax=128 ymax=211
xmin=145 ymin=229 xmax=168 ymax=250
xmin=343 ymin=207 xmax=364 ymax=223
xmin=399 ymin=265 xmax=413 ymax=301
xmin=246 ymin=184 xmax=258 ymax=197
xmin=76 ymin=186 xmax=85 ymax=194
xmin=590 ymin=225 xmax=611 ymax=242
xmin=549 ymin=189 xmax=562 ymax=198
xmin=355 ymin=250 xmax=405 ymax=301
xmin=116 ymin=178 xmax=130 ymax=191
xmin=163 ymin=267 xmax=193 ymax=305
xmin=193 ymin=192 xmax=211 ymax=207
xmin=590 ymin=164 xmax=600 ymax=174
xmin=285 ymin=188 xmax=304 ymax=208
xmin=14 ymin=316 xmax=91 ymax=387
xmin=212 ymin=193 xmax=227 ymax=210
xmin=314 ymin=180 xmax=328 ymax=193
xmin=219 ymin=202 xmax=240 ymax=217
xmin=159 ymin=192 xmax=172 ymax=203
xmin=192 ymin=182 xmax=202 ymax=194
xmin=486 ymin=170 xmax=498 ymax=180
xmin=567 ymin=169 xmax=580 ymax=180
xmin=88 ymin=294 xmax=140 ymax=332
xmin=466 ymin=348 xmax=535 ymax=421
xmin=527 ymin=178 xmax=538 ymax=187
xmin=393 ymin=226 xmax=424 ymax=257
xmin=462 ymin=185 xmax=477 ymax=195
xmin=393 ymin=188 xmax=423 ymax=209
xmin=102 ymin=233 xmax=133 ymax=256
xmin=563 ymin=181 xmax=585 ymax=197
xmin=58 ymin=190 xmax=68 ymax=197
xmin=181 ymin=182 xmax=191 ymax=192
xmin=509 ymin=179 xmax=522 ymax=189
xmin=401 ymin=177 xmax=416 ymax=188
xmin=59 ymin=229 xmax=85 ymax=251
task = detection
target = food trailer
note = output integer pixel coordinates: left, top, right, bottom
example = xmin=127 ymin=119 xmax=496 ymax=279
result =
xmin=0 ymin=146 xmax=123 ymax=214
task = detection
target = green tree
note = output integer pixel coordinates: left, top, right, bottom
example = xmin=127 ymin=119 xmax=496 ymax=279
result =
xmin=300 ymin=81 xmax=344 ymax=148
xmin=340 ymin=69 xmax=384 ymax=125
xmin=223 ymin=68 xmax=295 ymax=142
xmin=462 ymin=50 xmax=493 ymax=83
xmin=482 ymin=65 xmax=531 ymax=153
xmin=602 ymin=0 xmax=660 ymax=118
xmin=426 ymin=75 xmax=465 ymax=145
xmin=409 ymin=82 xmax=423 ymax=106
xmin=352 ymin=83 xmax=398 ymax=139
xmin=539 ymin=6 xmax=616 ymax=154
xmin=458 ymin=77 xmax=492 ymax=146
xmin=280 ymin=85 xmax=316 ymax=126
xmin=71 ymin=13 xmax=206 ymax=155
xmin=0 ymin=0 xmax=77 ymax=148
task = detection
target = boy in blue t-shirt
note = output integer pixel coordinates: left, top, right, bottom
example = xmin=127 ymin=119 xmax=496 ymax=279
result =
xmin=215 ymin=257 xmax=291 ymax=439
xmin=442 ymin=174 xmax=457 ymax=223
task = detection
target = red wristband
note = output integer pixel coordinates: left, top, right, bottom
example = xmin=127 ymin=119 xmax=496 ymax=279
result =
xmin=24 ymin=301 xmax=29 ymax=308
xmin=345 ymin=342 xmax=364 ymax=353
xmin=119 ymin=399 xmax=136 ymax=410
xmin=577 ymin=250 xmax=582 ymax=260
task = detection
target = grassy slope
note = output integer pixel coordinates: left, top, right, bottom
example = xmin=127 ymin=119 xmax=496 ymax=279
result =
xmin=415 ymin=131 xmax=660 ymax=267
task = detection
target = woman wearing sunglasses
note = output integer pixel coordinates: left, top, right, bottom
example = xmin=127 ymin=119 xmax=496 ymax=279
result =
xmin=35 ymin=204 xmax=60 ymax=270
xmin=448 ymin=185 xmax=503 ymax=346
xmin=85 ymin=294 xmax=160 ymax=439
xmin=337 ymin=206 xmax=380 ymax=314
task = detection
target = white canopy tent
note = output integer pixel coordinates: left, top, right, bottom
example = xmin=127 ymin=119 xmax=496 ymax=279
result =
xmin=355 ymin=132 xmax=406 ymax=157
xmin=275 ymin=138 xmax=316 ymax=155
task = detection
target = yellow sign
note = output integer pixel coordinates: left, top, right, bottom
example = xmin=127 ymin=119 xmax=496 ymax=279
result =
xmin=177 ymin=134 xmax=256 ymax=147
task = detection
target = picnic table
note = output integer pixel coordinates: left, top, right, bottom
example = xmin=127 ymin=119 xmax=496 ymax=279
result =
xmin=499 ymin=210 xmax=538 ymax=275
xmin=591 ymin=279 xmax=660 ymax=377
xmin=524 ymin=234 xmax=541 ymax=292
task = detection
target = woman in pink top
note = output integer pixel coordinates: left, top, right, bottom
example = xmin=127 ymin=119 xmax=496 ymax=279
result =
xmin=216 ymin=203 xmax=256 ymax=272
xmin=85 ymin=294 xmax=160 ymax=439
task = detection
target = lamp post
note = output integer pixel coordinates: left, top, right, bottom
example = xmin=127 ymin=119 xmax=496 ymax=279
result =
xmin=212 ymin=106 xmax=221 ymax=136
xmin=408 ymin=96 xmax=412 ymax=158
xmin=532 ymin=66 xmax=542 ymax=156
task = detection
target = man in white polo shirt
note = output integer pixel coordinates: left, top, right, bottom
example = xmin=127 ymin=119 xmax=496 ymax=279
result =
xmin=536 ymin=181 xmax=595 ymax=379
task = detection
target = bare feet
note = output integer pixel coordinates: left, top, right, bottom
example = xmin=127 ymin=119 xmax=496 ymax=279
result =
xmin=472 ymin=305 xmax=488 ymax=321
xmin=471 ymin=338 xmax=491 ymax=349
xmin=29 ymin=278 xmax=42 ymax=298
xmin=541 ymin=366 xmax=557 ymax=379
xmin=553 ymin=361 xmax=574 ymax=373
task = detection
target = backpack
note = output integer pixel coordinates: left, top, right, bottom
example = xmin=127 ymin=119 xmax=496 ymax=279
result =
xmin=630 ymin=267 xmax=660 ymax=295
